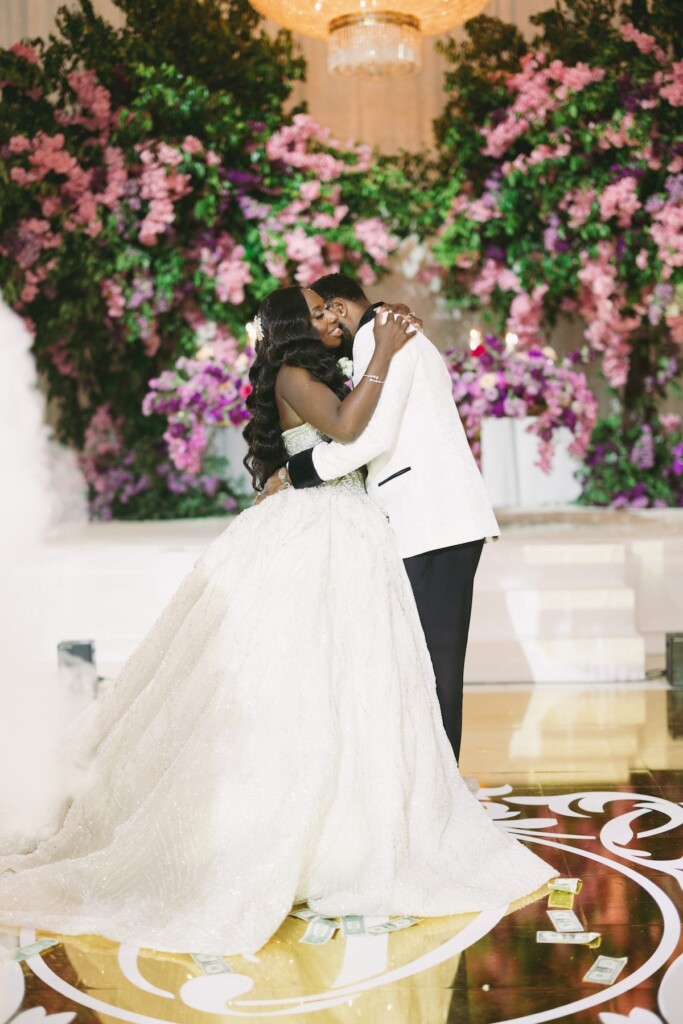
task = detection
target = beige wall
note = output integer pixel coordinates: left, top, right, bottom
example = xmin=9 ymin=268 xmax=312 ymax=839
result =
xmin=1 ymin=0 xmax=124 ymax=46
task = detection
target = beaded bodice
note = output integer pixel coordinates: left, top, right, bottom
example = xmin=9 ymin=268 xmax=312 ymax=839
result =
xmin=282 ymin=423 xmax=364 ymax=493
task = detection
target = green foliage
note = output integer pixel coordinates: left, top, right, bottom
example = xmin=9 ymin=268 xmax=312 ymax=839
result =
xmin=45 ymin=0 xmax=304 ymax=125
xmin=435 ymin=16 xmax=528 ymax=188
xmin=576 ymin=415 xmax=683 ymax=506
xmin=432 ymin=0 xmax=683 ymax=429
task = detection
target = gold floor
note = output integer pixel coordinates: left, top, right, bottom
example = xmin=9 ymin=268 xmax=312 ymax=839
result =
xmin=2 ymin=682 xmax=682 ymax=1024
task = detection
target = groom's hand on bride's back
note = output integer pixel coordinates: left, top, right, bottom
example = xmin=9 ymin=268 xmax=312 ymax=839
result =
xmin=381 ymin=303 xmax=423 ymax=333
xmin=254 ymin=466 xmax=292 ymax=505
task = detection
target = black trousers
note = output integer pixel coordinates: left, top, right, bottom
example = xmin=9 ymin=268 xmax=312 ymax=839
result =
xmin=403 ymin=538 xmax=484 ymax=764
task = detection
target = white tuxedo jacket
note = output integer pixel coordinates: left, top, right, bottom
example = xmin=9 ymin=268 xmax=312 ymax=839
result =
xmin=311 ymin=319 xmax=500 ymax=559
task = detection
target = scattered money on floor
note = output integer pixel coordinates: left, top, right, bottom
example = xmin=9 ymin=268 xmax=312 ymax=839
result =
xmin=12 ymin=939 xmax=60 ymax=962
xmin=583 ymin=955 xmax=628 ymax=986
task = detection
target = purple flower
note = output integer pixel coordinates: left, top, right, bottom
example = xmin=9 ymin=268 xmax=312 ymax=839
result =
xmin=665 ymin=174 xmax=683 ymax=203
xmin=645 ymin=196 xmax=665 ymax=214
xmin=485 ymin=244 xmax=506 ymax=262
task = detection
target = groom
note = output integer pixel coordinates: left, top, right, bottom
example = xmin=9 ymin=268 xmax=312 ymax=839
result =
xmin=263 ymin=274 xmax=499 ymax=763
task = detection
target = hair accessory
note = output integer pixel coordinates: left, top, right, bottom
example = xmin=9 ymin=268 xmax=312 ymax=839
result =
xmin=246 ymin=315 xmax=264 ymax=345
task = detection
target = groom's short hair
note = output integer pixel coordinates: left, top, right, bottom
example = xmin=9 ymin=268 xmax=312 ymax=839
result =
xmin=311 ymin=273 xmax=367 ymax=305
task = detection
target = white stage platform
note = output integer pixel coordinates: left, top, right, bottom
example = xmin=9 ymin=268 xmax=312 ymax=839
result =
xmin=4 ymin=507 xmax=682 ymax=685
xmin=469 ymin=506 xmax=683 ymax=682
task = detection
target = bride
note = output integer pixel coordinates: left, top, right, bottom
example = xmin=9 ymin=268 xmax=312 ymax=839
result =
xmin=0 ymin=286 xmax=555 ymax=956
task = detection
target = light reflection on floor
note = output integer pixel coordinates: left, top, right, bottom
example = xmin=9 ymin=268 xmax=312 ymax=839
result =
xmin=2 ymin=683 xmax=682 ymax=1024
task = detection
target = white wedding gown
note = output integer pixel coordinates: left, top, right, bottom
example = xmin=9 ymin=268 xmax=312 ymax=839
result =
xmin=0 ymin=424 xmax=555 ymax=955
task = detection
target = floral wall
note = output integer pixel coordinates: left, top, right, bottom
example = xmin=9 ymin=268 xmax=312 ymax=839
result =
xmin=0 ymin=0 xmax=416 ymax=519
xmin=1 ymin=0 xmax=682 ymax=514
xmin=429 ymin=0 xmax=683 ymax=507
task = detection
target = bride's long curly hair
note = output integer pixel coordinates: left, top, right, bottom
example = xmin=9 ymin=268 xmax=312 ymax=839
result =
xmin=243 ymin=287 xmax=347 ymax=491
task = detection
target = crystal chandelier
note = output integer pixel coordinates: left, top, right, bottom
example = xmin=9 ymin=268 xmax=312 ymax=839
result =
xmin=248 ymin=1 xmax=491 ymax=77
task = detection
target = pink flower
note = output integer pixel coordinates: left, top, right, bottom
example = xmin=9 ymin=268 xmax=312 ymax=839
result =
xmin=526 ymin=141 xmax=571 ymax=167
xmin=358 ymin=263 xmax=377 ymax=287
xmin=506 ymin=284 xmax=548 ymax=346
xmin=215 ymin=244 xmax=252 ymax=305
xmin=40 ymin=196 xmax=61 ymax=218
xmin=136 ymin=144 xmax=192 ymax=244
xmin=649 ymin=202 xmax=683 ymax=270
xmin=9 ymin=42 xmax=39 ymax=64
xmin=47 ymin=338 xmax=78 ymax=378
xmin=181 ymin=135 xmax=203 ymax=155
xmin=326 ymin=242 xmax=345 ymax=262
xmin=353 ymin=217 xmax=397 ymax=264
xmin=294 ymin=257 xmax=329 ymax=287
xmin=99 ymin=146 xmax=128 ymax=208
xmin=264 ymin=253 xmax=286 ymax=279
xmin=285 ymin=227 xmax=322 ymax=263
xmin=576 ymin=241 xmax=644 ymax=386
xmin=620 ymin=22 xmax=667 ymax=63
xmin=665 ymin=309 xmax=683 ymax=343
xmin=661 ymin=61 xmax=683 ymax=107
xmin=193 ymin=232 xmax=252 ymax=304
xmin=481 ymin=55 xmax=604 ymax=158
xmin=311 ymin=211 xmax=340 ymax=230
xmin=8 ymin=135 xmax=30 ymax=153
xmin=101 ymin=279 xmax=126 ymax=318
xmin=299 ymin=180 xmax=321 ymax=203
xmin=266 ymin=113 xmax=370 ymax=181
xmin=471 ymin=260 xmax=521 ymax=301
xmin=598 ymin=177 xmax=641 ymax=227
xmin=661 ymin=413 xmax=683 ymax=433
xmin=599 ymin=113 xmax=637 ymax=150
xmin=143 ymin=330 xmax=161 ymax=357
xmin=156 ymin=142 xmax=183 ymax=166
xmin=52 ymin=70 xmax=117 ymax=142
xmin=1 ymin=217 xmax=61 ymax=271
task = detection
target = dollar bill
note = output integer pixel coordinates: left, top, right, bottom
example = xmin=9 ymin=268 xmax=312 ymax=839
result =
xmin=367 ymin=917 xmax=419 ymax=935
xmin=547 ymin=909 xmax=584 ymax=933
xmin=536 ymin=931 xmax=601 ymax=947
xmin=299 ymin=917 xmax=338 ymax=945
xmin=191 ymin=953 xmax=232 ymax=975
xmin=548 ymin=889 xmax=575 ymax=909
xmin=583 ymin=955 xmax=627 ymax=985
xmin=341 ymin=915 xmax=366 ymax=937
xmin=12 ymin=938 xmax=59 ymax=962
xmin=289 ymin=908 xmax=320 ymax=922
xmin=550 ymin=877 xmax=583 ymax=894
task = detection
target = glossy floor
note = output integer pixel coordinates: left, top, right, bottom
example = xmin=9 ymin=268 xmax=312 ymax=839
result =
xmin=2 ymin=682 xmax=682 ymax=1024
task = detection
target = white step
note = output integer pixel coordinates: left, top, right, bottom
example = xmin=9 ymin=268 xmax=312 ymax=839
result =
xmin=477 ymin=541 xmax=628 ymax=590
xmin=469 ymin=587 xmax=637 ymax=640
xmin=465 ymin=636 xmax=646 ymax=684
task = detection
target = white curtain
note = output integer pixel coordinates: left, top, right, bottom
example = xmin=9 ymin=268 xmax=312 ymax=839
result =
xmin=287 ymin=1 xmax=550 ymax=153
xmin=3 ymin=1 xmax=547 ymax=153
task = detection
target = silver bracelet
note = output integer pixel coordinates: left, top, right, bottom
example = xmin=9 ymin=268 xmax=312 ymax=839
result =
xmin=363 ymin=374 xmax=385 ymax=384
